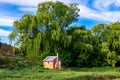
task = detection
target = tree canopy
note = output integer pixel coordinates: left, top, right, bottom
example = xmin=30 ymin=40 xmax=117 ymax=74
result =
xmin=9 ymin=1 xmax=79 ymax=61
xmin=9 ymin=1 xmax=120 ymax=67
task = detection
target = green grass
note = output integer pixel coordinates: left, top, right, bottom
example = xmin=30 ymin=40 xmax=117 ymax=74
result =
xmin=0 ymin=67 xmax=120 ymax=80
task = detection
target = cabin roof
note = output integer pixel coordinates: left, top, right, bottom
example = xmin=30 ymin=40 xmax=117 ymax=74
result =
xmin=43 ymin=56 xmax=57 ymax=62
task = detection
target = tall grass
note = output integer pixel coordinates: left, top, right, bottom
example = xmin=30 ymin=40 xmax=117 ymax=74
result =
xmin=0 ymin=67 xmax=120 ymax=80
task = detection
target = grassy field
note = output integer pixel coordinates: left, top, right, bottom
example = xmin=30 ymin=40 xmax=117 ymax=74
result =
xmin=0 ymin=67 xmax=120 ymax=80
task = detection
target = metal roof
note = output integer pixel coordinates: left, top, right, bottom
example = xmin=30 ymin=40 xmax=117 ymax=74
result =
xmin=43 ymin=56 xmax=57 ymax=62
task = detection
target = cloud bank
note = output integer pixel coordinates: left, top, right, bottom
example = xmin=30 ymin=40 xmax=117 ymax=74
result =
xmin=0 ymin=29 xmax=11 ymax=36
xmin=0 ymin=0 xmax=120 ymax=38
xmin=0 ymin=0 xmax=120 ymax=27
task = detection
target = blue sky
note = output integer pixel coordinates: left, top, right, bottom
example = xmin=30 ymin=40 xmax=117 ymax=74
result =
xmin=0 ymin=0 xmax=120 ymax=44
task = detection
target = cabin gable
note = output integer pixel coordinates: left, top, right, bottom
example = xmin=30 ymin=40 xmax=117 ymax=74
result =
xmin=43 ymin=56 xmax=61 ymax=69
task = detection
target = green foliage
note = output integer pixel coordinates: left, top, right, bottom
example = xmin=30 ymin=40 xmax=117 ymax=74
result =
xmin=0 ymin=56 xmax=32 ymax=69
xmin=0 ymin=67 xmax=120 ymax=80
xmin=8 ymin=1 xmax=120 ymax=68
xmin=0 ymin=57 xmax=11 ymax=68
xmin=106 ymin=51 xmax=117 ymax=67
xmin=9 ymin=1 xmax=79 ymax=63
xmin=0 ymin=57 xmax=8 ymax=65
xmin=60 ymin=51 xmax=73 ymax=67
xmin=92 ymin=22 xmax=120 ymax=67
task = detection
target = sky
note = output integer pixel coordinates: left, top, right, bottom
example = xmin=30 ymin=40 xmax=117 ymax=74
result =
xmin=0 ymin=0 xmax=120 ymax=44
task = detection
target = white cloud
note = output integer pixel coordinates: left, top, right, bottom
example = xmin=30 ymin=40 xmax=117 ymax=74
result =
xmin=78 ymin=5 xmax=103 ymax=20
xmin=1 ymin=0 xmax=120 ymax=44
xmin=0 ymin=0 xmax=66 ymax=7
xmin=17 ymin=0 xmax=70 ymax=12
xmin=0 ymin=0 xmax=82 ymax=27
xmin=93 ymin=0 xmax=120 ymax=11
xmin=0 ymin=0 xmax=75 ymax=13
xmin=1 ymin=0 xmax=120 ymax=25
xmin=0 ymin=18 xmax=13 ymax=26
xmin=0 ymin=0 xmax=40 ymax=7
xmin=114 ymin=0 xmax=120 ymax=7
xmin=94 ymin=0 xmax=113 ymax=10
xmin=0 ymin=0 xmax=85 ymax=7
xmin=0 ymin=16 xmax=17 ymax=27
xmin=78 ymin=5 xmax=120 ymax=22
xmin=18 ymin=7 xmax=37 ymax=13
xmin=0 ymin=29 xmax=11 ymax=36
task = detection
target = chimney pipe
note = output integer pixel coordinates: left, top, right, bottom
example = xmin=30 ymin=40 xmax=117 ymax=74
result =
xmin=57 ymin=52 xmax=58 ymax=57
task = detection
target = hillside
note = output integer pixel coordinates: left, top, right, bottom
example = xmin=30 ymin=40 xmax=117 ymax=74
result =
xmin=0 ymin=43 xmax=14 ymax=57
xmin=0 ymin=43 xmax=29 ymax=68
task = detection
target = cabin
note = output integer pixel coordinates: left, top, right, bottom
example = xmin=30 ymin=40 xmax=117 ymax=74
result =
xmin=43 ymin=53 xmax=61 ymax=69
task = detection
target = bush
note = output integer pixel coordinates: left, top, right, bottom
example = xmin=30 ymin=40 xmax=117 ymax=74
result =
xmin=0 ymin=56 xmax=12 ymax=68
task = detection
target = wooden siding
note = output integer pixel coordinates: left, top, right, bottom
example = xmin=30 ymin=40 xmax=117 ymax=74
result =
xmin=43 ymin=61 xmax=56 ymax=69
xmin=43 ymin=57 xmax=61 ymax=69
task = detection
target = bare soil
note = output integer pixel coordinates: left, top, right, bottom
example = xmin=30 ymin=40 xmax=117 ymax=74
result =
xmin=0 ymin=43 xmax=14 ymax=57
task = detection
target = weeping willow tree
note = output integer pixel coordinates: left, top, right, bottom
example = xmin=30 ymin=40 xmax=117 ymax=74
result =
xmin=9 ymin=1 xmax=79 ymax=61
xmin=9 ymin=14 xmax=41 ymax=60
xmin=37 ymin=1 xmax=79 ymax=52
xmin=92 ymin=22 xmax=120 ymax=67
xmin=92 ymin=22 xmax=120 ymax=54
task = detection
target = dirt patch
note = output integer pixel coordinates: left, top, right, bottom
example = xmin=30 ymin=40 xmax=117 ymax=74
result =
xmin=0 ymin=43 xmax=15 ymax=57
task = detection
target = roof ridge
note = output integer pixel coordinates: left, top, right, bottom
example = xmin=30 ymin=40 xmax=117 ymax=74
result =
xmin=43 ymin=56 xmax=57 ymax=61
